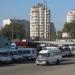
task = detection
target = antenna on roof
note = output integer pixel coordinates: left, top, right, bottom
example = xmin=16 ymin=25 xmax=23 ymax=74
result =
xmin=37 ymin=0 xmax=40 ymax=4
xmin=42 ymin=0 xmax=48 ymax=7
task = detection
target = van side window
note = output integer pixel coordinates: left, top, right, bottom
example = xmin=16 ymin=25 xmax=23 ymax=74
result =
xmin=13 ymin=51 xmax=17 ymax=55
xmin=10 ymin=51 xmax=17 ymax=55
xmin=18 ymin=51 xmax=22 ymax=55
xmin=54 ymin=51 xmax=61 ymax=55
xmin=10 ymin=52 xmax=13 ymax=55
xmin=0 ymin=52 xmax=9 ymax=56
xmin=23 ymin=50 xmax=31 ymax=54
xmin=50 ymin=53 xmax=54 ymax=56
xmin=48 ymin=53 xmax=50 ymax=57
xmin=32 ymin=50 xmax=35 ymax=54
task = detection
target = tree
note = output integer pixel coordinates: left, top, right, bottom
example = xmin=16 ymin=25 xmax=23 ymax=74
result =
xmin=63 ymin=22 xmax=75 ymax=39
xmin=0 ymin=24 xmax=12 ymax=39
xmin=12 ymin=22 xmax=26 ymax=39
xmin=0 ymin=19 xmax=29 ymax=40
xmin=57 ymin=31 xmax=62 ymax=39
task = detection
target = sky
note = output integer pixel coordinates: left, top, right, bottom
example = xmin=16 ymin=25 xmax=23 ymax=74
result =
xmin=0 ymin=0 xmax=75 ymax=30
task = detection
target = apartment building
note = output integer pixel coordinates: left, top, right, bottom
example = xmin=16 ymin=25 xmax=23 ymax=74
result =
xmin=30 ymin=3 xmax=51 ymax=41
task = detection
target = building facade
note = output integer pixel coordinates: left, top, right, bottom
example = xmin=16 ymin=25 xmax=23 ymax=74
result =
xmin=30 ymin=3 xmax=51 ymax=41
xmin=66 ymin=9 xmax=75 ymax=23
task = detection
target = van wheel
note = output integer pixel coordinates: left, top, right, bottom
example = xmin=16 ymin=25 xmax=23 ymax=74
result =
xmin=37 ymin=64 xmax=39 ymax=66
xmin=46 ymin=61 xmax=49 ymax=65
xmin=56 ymin=60 xmax=60 ymax=64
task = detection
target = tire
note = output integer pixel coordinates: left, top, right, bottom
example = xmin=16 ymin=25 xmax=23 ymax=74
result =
xmin=46 ymin=61 xmax=49 ymax=65
xmin=56 ymin=60 xmax=60 ymax=65
xmin=37 ymin=64 xmax=39 ymax=66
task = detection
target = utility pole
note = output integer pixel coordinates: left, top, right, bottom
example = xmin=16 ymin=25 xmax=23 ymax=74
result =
xmin=11 ymin=19 xmax=17 ymax=48
xmin=12 ymin=20 xmax=14 ymax=42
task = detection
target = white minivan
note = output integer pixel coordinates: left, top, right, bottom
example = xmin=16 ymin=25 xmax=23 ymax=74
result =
xmin=0 ymin=48 xmax=12 ymax=63
xmin=36 ymin=47 xmax=62 ymax=65
xmin=18 ymin=48 xmax=37 ymax=60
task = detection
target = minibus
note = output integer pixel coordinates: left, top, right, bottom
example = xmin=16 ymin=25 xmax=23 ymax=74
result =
xmin=36 ymin=47 xmax=62 ymax=65
xmin=18 ymin=48 xmax=37 ymax=60
xmin=0 ymin=49 xmax=12 ymax=63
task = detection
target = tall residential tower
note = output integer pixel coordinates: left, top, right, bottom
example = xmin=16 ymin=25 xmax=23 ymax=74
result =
xmin=66 ymin=9 xmax=75 ymax=23
xmin=30 ymin=3 xmax=51 ymax=41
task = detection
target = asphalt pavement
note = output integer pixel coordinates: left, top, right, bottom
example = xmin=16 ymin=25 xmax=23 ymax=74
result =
xmin=0 ymin=57 xmax=75 ymax=75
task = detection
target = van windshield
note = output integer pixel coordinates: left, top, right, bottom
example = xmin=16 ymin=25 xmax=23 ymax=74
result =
xmin=39 ymin=53 xmax=50 ymax=57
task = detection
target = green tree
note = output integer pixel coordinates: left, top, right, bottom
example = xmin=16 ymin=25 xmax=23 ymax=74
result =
xmin=0 ymin=20 xmax=26 ymax=40
xmin=63 ymin=22 xmax=75 ymax=39
xmin=0 ymin=24 xmax=12 ymax=39
xmin=57 ymin=31 xmax=62 ymax=39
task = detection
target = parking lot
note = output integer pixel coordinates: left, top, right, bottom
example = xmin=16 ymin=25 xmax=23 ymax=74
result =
xmin=0 ymin=57 xmax=75 ymax=75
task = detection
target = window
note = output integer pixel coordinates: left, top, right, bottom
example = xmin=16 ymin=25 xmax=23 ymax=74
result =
xmin=54 ymin=52 xmax=61 ymax=55
xmin=13 ymin=51 xmax=17 ymax=55
xmin=50 ymin=53 xmax=55 ymax=56
xmin=39 ymin=53 xmax=49 ymax=57
xmin=32 ymin=50 xmax=36 ymax=54
xmin=23 ymin=50 xmax=31 ymax=54
xmin=18 ymin=51 xmax=22 ymax=55
xmin=10 ymin=51 xmax=17 ymax=55
xmin=0 ymin=52 xmax=9 ymax=56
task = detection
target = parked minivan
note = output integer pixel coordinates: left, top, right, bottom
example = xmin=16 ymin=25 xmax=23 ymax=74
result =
xmin=18 ymin=48 xmax=37 ymax=60
xmin=36 ymin=47 xmax=62 ymax=65
xmin=0 ymin=48 xmax=12 ymax=63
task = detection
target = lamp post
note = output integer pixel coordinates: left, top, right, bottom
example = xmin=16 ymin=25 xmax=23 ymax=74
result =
xmin=11 ymin=19 xmax=17 ymax=48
